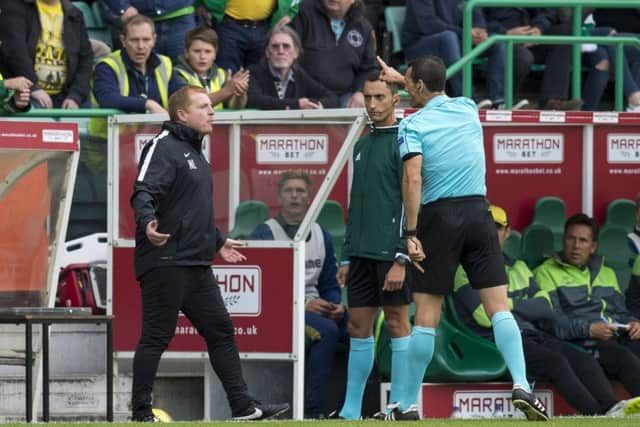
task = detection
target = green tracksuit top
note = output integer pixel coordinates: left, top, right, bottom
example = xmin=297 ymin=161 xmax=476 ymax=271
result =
xmin=534 ymin=253 xmax=636 ymax=340
xmin=342 ymin=123 xmax=405 ymax=262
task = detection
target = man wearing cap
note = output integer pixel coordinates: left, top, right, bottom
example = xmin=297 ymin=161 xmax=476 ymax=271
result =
xmin=453 ymin=205 xmax=640 ymax=417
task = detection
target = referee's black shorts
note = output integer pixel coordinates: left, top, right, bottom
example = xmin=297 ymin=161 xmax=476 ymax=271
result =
xmin=409 ymin=196 xmax=507 ymax=295
xmin=346 ymin=257 xmax=412 ymax=308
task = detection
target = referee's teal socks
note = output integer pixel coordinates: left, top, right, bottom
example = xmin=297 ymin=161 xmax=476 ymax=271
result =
xmin=492 ymin=311 xmax=531 ymax=393
xmin=340 ymin=336 xmax=374 ymax=419
xmin=389 ymin=335 xmax=411 ymax=407
xmin=400 ymin=326 xmax=435 ymax=411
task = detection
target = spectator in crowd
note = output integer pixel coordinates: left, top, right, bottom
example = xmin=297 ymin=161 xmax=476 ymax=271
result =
xmin=535 ymin=213 xmax=640 ymax=397
xmin=130 ymin=85 xmax=288 ymax=422
xmin=628 ymin=255 xmax=640 ymax=320
xmin=402 ymin=0 xmax=514 ymax=110
xmin=454 ymin=205 xmax=640 ymax=416
xmin=196 ymin=0 xmax=300 ymax=72
xmin=484 ymin=7 xmax=582 ymax=110
xmin=0 ymin=75 xmax=32 ymax=113
xmin=629 ymin=193 xmax=640 ymax=254
xmin=291 ymin=0 xmax=378 ymax=108
xmin=0 ymin=0 xmax=94 ymax=109
xmin=92 ymin=15 xmax=183 ymax=113
xmin=97 ymin=0 xmax=196 ymax=61
xmin=251 ymin=170 xmax=348 ymax=419
xmin=246 ymin=26 xmax=338 ymax=110
xmin=582 ymin=25 xmax=640 ymax=112
xmin=175 ymin=26 xmax=248 ymax=110
xmin=330 ymin=74 xmax=411 ymax=421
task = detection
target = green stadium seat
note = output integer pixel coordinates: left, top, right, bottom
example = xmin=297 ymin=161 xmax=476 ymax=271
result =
xmin=597 ymin=225 xmax=635 ymax=291
xmin=605 ymin=199 xmax=636 ymax=231
xmin=384 ymin=6 xmax=405 ymax=55
xmin=532 ymin=196 xmax=566 ymax=250
xmin=91 ymin=1 xmax=106 ymax=27
xmin=317 ymin=200 xmax=346 ymax=262
xmin=228 ymin=200 xmax=269 ymax=239
xmin=383 ymin=6 xmax=409 ymax=72
xmin=521 ymin=224 xmax=555 ymax=269
xmin=72 ymin=1 xmax=97 ymax=28
xmin=73 ymin=1 xmax=113 ymax=47
xmin=375 ymin=299 xmax=507 ymax=383
xmin=504 ymin=229 xmax=522 ymax=260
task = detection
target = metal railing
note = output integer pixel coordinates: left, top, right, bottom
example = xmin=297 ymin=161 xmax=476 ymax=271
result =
xmin=462 ymin=0 xmax=640 ymax=110
xmin=450 ymin=34 xmax=640 ymax=110
xmin=15 ymin=108 xmax=121 ymax=118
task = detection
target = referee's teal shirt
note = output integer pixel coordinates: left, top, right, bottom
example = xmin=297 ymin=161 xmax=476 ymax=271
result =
xmin=397 ymin=95 xmax=486 ymax=204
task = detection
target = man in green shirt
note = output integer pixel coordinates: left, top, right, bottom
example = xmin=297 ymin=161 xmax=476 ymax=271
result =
xmin=331 ymin=72 xmax=413 ymax=420
xmin=535 ymin=213 xmax=640 ymax=398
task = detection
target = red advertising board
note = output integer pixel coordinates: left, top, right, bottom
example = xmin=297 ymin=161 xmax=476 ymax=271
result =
xmin=237 ymin=124 xmax=351 ymax=219
xmin=381 ymin=381 xmax=629 ymax=418
xmin=112 ymin=246 xmax=294 ymax=353
xmin=0 ymin=120 xmax=78 ymax=151
xmin=116 ymin=123 xmax=230 ymax=239
xmin=593 ymin=126 xmax=640 ymax=224
xmin=483 ymin=126 xmax=583 ymax=232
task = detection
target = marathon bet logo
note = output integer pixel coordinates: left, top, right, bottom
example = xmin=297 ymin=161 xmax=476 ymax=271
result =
xmin=453 ymin=389 xmax=553 ymax=418
xmin=493 ymin=133 xmax=564 ymax=163
xmin=213 ymin=265 xmax=261 ymax=316
xmin=607 ymin=133 xmax=640 ymax=163
xmin=256 ymin=134 xmax=328 ymax=164
xmin=134 ymin=133 xmax=157 ymax=164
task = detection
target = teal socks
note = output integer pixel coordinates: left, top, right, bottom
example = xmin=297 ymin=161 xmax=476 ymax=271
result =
xmin=400 ymin=326 xmax=436 ymax=411
xmin=339 ymin=336 xmax=375 ymax=419
xmin=492 ymin=311 xmax=531 ymax=393
xmin=389 ymin=335 xmax=411 ymax=407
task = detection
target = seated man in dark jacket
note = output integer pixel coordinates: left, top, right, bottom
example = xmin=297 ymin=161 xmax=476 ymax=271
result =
xmin=454 ymin=205 xmax=640 ymax=416
xmin=0 ymin=0 xmax=93 ymax=108
xmin=247 ymin=25 xmax=338 ymax=110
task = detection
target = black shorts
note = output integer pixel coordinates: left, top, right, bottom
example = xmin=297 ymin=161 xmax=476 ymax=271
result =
xmin=410 ymin=196 xmax=507 ymax=295
xmin=346 ymin=257 xmax=412 ymax=308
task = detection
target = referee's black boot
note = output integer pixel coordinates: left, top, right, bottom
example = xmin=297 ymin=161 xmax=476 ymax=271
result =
xmin=512 ymin=387 xmax=549 ymax=421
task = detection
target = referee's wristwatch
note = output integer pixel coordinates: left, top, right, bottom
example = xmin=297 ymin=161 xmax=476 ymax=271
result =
xmin=394 ymin=253 xmax=411 ymax=266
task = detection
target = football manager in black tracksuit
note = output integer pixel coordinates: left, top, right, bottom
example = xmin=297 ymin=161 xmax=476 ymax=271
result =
xmin=130 ymin=85 xmax=288 ymax=422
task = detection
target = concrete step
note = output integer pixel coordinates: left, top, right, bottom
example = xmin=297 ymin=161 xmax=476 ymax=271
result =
xmin=0 ymin=374 xmax=130 ymax=422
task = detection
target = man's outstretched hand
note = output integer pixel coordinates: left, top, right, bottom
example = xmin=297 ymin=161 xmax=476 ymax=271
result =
xmin=219 ymin=239 xmax=247 ymax=263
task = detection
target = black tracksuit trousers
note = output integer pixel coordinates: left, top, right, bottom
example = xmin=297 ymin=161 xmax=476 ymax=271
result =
xmin=131 ymin=266 xmax=253 ymax=418
xmin=522 ymin=331 xmax=618 ymax=415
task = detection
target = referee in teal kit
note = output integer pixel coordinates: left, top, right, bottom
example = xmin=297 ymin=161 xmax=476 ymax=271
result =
xmin=378 ymin=55 xmax=549 ymax=421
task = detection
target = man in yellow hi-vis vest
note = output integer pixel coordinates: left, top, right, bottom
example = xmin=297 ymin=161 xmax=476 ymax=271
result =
xmin=92 ymin=14 xmax=184 ymax=113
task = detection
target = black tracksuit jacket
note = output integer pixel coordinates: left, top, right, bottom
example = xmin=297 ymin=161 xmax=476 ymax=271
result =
xmin=131 ymin=121 xmax=225 ymax=278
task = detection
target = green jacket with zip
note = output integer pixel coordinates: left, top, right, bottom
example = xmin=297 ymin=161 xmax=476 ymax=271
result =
xmin=534 ymin=253 xmax=636 ymax=341
xmin=342 ymin=123 xmax=405 ymax=262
